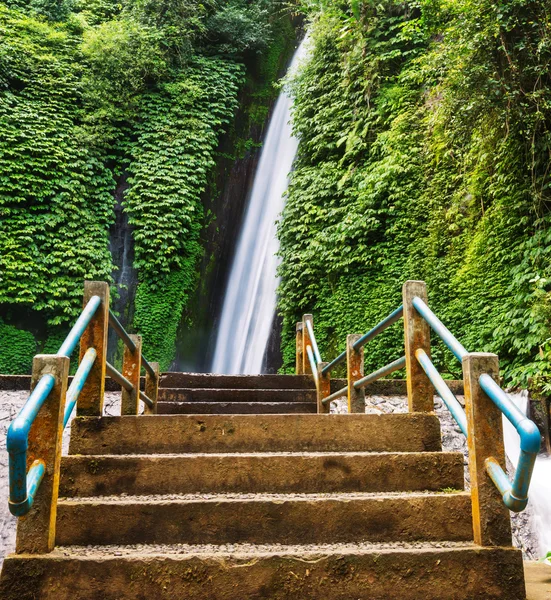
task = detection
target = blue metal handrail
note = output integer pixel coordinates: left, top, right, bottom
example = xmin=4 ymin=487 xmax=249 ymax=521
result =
xmin=58 ymin=296 xmax=101 ymax=358
xmin=7 ymin=374 xmax=55 ymax=516
xmin=415 ymin=348 xmax=468 ymax=436
xmin=109 ymin=309 xmax=157 ymax=380
xmin=306 ymin=345 xmax=319 ymax=387
xmin=480 ymin=375 xmax=540 ymax=512
xmin=305 ymin=319 xmax=322 ymax=364
xmin=63 ymin=348 xmax=97 ymax=428
xmin=412 ymin=295 xmax=540 ymax=512
xmin=354 ymin=356 xmax=406 ymax=390
xmin=411 ymin=297 xmax=468 ymax=362
xmin=8 ymin=297 xmax=102 ymax=516
xmin=321 ymin=306 xmax=404 ymax=375
xmin=353 ymin=305 xmax=404 ymax=351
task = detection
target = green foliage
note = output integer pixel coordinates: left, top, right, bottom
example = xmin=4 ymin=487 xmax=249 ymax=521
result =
xmin=206 ymin=0 xmax=274 ymax=55
xmin=0 ymin=6 xmax=115 ymax=326
xmin=0 ymin=0 xmax=292 ymax=371
xmin=127 ymin=57 xmax=243 ymax=368
xmin=278 ymin=0 xmax=551 ymax=390
xmin=0 ymin=319 xmax=37 ymax=374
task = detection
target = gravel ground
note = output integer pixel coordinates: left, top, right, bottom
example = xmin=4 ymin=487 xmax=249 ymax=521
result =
xmin=0 ymin=389 xmax=541 ymax=564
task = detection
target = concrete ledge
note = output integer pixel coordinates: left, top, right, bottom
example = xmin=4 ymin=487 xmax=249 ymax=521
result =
xmin=55 ymin=492 xmax=473 ymax=546
xmin=156 ymin=401 xmax=317 ymax=414
xmin=69 ymin=413 xmax=443 ymax=455
xmin=59 ymin=451 xmax=465 ymax=497
xmin=0 ymin=546 xmax=525 ymax=600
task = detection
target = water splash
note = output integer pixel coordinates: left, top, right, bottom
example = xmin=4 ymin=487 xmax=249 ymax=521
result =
xmin=211 ymin=39 xmax=308 ymax=374
xmin=503 ymin=391 xmax=551 ymax=557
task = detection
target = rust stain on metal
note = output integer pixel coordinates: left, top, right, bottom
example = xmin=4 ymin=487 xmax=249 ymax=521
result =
xmin=17 ymin=354 xmax=69 ymax=554
xmin=403 ymin=281 xmax=433 ymax=413
xmin=463 ymin=352 xmax=512 ymax=547
xmin=77 ymin=281 xmax=109 ymax=417
xmin=317 ymin=362 xmax=330 ymax=414
xmin=144 ymin=361 xmax=160 ymax=415
xmin=346 ymin=334 xmax=365 ymax=413
xmin=121 ymin=335 xmax=142 ymax=416
xmin=302 ymin=315 xmax=313 ymax=375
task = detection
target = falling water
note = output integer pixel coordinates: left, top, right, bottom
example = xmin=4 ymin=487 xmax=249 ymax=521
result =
xmin=211 ymin=39 xmax=308 ymax=374
xmin=503 ymin=391 xmax=551 ymax=557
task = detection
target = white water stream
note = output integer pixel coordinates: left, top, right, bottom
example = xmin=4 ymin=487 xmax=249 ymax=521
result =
xmin=503 ymin=392 xmax=551 ymax=557
xmin=211 ymin=39 xmax=308 ymax=374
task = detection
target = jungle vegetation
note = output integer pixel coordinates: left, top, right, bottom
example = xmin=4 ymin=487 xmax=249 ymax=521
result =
xmin=0 ymin=0 xmax=296 ymax=371
xmin=278 ymin=0 xmax=551 ymax=393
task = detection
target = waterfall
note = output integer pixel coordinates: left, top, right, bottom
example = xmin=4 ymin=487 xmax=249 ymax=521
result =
xmin=503 ymin=391 xmax=551 ymax=557
xmin=211 ymin=38 xmax=308 ymax=374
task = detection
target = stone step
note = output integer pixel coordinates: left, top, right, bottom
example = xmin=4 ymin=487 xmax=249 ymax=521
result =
xmin=156 ymin=401 xmax=317 ymax=414
xmin=60 ymin=451 xmax=464 ymax=497
xmin=55 ymin=492 xmax=472 ymax=546
xmin=0 ymin=544 xmax=525 ymax=600
xmin=69 ymin=413 xmax=443 ymax=455
xmin=160 ymin=373 xmax=315 ymax=389
xmin=158 ymin=388 xmax=317 ymax=402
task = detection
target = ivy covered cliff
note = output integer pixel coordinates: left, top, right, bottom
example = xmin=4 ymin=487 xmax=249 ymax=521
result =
xmin=278 ymin=0 xmax=551 ymax=392
xmin=0 ymin=0 xmax=297 ymax=372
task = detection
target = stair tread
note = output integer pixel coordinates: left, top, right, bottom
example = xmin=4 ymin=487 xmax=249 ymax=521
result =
xmin=62 ymin=450 xmax=462 ymax=458
xmin=49 ymin=540 xmax=477 ymax=558
xmin=59 ymin=490 xmax=469 ymax=503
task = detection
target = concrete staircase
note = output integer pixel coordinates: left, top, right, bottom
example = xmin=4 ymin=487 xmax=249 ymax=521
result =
xmin=0 ymin=374 xmax=525 ymax=599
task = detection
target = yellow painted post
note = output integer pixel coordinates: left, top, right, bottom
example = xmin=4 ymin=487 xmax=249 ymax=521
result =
xmin=296 ymin=322 xmax=304 ymax=375
xmin=16 ymin=354 xmax=69 ymax=554
xmin=317 ymin=362 xmax=330 ymax=414
xmin=302 ymin=314 xmax=313 ymax=375
xmin=121 ymin=334 xmax=142 ymax=415
xmin=346 ymin=334 xmax=365 ymax=413
xmin=463 ymin=352 xmax=512 ymax=547
xmin=77 ymin=281 xmax=109 ymax=417
xmin=144 ymin=361 xmax=160 ymax=415
xmin=403 ymin=280 xmax=433 ymax=412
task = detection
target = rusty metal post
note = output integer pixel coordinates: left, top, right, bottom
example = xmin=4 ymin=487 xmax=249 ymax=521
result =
xmin=346 ymin=334 xmax=365 ymax=413
xmin=121 ymin=334 xmax=142 ymax=415
xmin=302 ymin=314 xmax=313 ymax=375
xmin=144 ymin=361 xmax=160 ymax=415
xmin=16 ymin=355 xmax=69 ymax=554
xmin=77 ymin=281 xmax=109 ymax=416
xmin=403 ymin=280 xmax=433 ymax=412
xmin=317 ymin=362 xmax=330 ymax=414
xmin=463 ymin=352 xmax=512 ymax=547
xmin=296 ymin=322 xmax=304 ymax=375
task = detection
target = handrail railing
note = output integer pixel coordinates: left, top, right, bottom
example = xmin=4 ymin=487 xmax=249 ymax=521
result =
xmin=298 ymin=279 xmax=542 ymax=531
xmin=411 ymin=297 xmax=467 ymax=362
xmin=7 ymin=374 xmax=55 ymax=516
xmin=106 ymin=361 xmax=134 ymax=392
xmin=479 ymin=374 xmax=540 ymax=512
xmin=411 ymin=293 xmax=540 ymax=513
xmin=354 ymin=356 xmax=406 ymax=390
xmin=6 ymin=280 xmax=160 ymax=553
xmin=321 ymin=306 xmax=403 ymax=376
xmin=415 ymin=348 xmax=467 ymax=436
xmin=58 ymin=296 xmax=102 ymax=358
